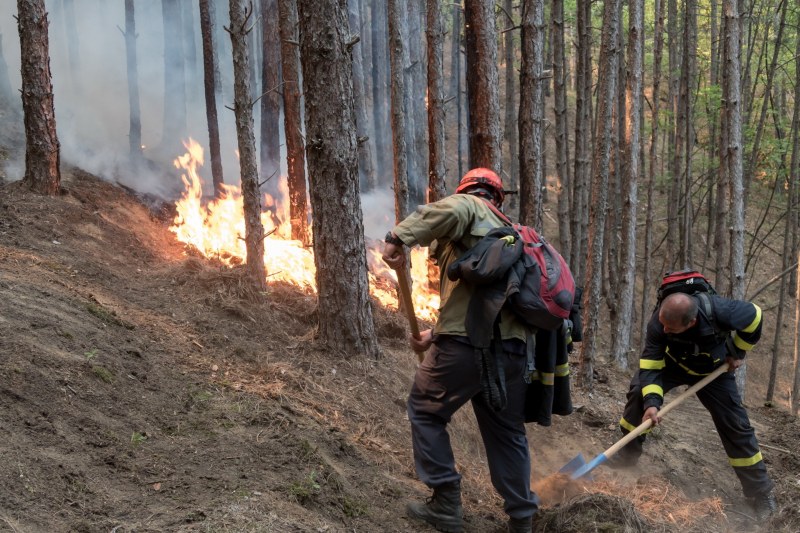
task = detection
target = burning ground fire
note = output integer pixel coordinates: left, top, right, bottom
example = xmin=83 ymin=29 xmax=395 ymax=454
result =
xmin=168 ymin=139 xmax=440 ymax=322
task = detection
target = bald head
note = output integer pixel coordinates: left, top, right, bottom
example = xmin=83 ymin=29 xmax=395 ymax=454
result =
xmin=659 ymin=293 xmax=699 ymax=334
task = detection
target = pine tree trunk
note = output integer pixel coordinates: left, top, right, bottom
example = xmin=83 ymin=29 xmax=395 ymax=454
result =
xmin=611 ymin=0 xmax=643 ymax=370
xmin=723 ymin=0 xmax=747 ymax=397
xmin=17 ymin=0 xmax=61 ymax=195
xmin=371 ymin=0 xmax=391 ymax=185
xmin=642 ymin=0 xmax=664 ymax=346
xmin=348 ymin=0 xmax=376 ymax=192
xmin=502 ymin=0 xmax=518 ymax=210
xmin=199 ymin=0 xmax=225 ymax=197
xmin=666 ymin=0 xmax=680 ymax=267
xmin=451 ymin=4 xmax=465 ymax=181
xmin=408 ymin=0 xmax=428 ymax=206
xmin=552 ymin=0 xmax=570 ymax=258
xmin=571 ymin=0 xmax=592 ymax=284
xmin=297 ymin=0 xmax=380 ymax=359
xmin=228 ymin=0 xmax=267 ymax=292
xmin=278 ymin=0 xmax=310 ymax=245
xmin=580 ymin=0 xmax=620 ymax=389
xmin=518 ymin=0 xmax=545 ymax=228
xmin=464 ymin=0 xmax=501 ymax=172
xmin=0 ymin=33 xmax=17 ymax=115
xmin=680 ymin=0 xmax=697 ymax=268
xmin=260 ymin=0 xmax=282 ymax=198
xmin=63 ymin=0 xmax=79 ymax=78
xmin=426 ymin=0 xmax=446 ymax=203
xmin=124 ymin=0 xmax=142 ymax=162
xmin=387 ymin=0 xmax=410 ymax=220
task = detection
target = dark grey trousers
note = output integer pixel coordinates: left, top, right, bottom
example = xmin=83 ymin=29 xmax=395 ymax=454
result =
xmin=619 ymin=365 xmax=774 ymax=498
xmin=407 ymin=335 xmax=540 ymax=519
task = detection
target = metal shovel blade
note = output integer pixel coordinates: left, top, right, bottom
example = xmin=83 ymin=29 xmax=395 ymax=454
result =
xmin=558 ymin=453 xmax=591 ymax=480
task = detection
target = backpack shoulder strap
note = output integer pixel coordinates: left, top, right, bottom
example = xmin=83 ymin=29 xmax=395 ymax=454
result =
xmin=696 ymin=292 xmax=726 ymax=341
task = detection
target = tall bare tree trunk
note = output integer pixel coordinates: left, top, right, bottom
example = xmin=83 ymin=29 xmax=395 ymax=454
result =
xmin=407 ymin=0 xmax=428 ymax=206
xmin=199 ymin=0 xmax=224 ymax=197
xmin=181 ymin=1 xmax=199 ymax=103
xmin=228 ymin=0 xmax=267 ymax=291
xmin=0 ymin=33 xmax=18 ymax=115
xmin=571 ymin=0 xmax=592 ymax=284
xmin=278 ymin=0 xmax=310 ymax=245
xmin=666 ymin=0 xmax=680 ymax=267
xmin=518 ymin=0 xmax=545 ymax=228
xmin=388 ymin=0 xmax=410 ymax=220
xmin=260 ymin=0 xmax=282 ymax=198
xmin=580 ymin=0 xmax=620 ymax=389
xmin=642 ymin=0 xmax=664 ymax=345
xmin=793 ymin=257 xmax=800 ymax=414
xmin=17 ymin=0 xmax=61 ymax=195
xmin=297 ymin=0 xmax=380 ymax=359
xmin=451 ymin=4 xmax=465 ymax=181
xmin=464 ymin=0 xmax=501 ymax=172
xmin=124 ymin=0 xmax=142 ymax=162
xmin=371 ymin=0 xmax=391 ymax=185
xmin=348 ymin=0 xmax=376 ymax=192
xmin=723 ymin=0 xmax=747 ymax=397
xmin=552 ymin=0 xmax=570 ymax=257
xmin=611 ymin=0 xmax=643 ymax=370
xmin=502 ymin=0 xmax=518 ymax=205
xmin=426 ymin=0 xmax=446 ymax=202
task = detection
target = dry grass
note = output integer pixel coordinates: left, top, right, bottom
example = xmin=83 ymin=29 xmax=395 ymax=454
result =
xmin=533 ymin=474 xmax=726 ymax=533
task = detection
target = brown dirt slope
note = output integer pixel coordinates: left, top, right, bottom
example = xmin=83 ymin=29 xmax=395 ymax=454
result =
xmin=1 ymin=169 xmax=798 ymax=533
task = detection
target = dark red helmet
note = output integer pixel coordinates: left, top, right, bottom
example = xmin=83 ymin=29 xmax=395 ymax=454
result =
xmin=455 ymin=168 xmax=505 ymax=204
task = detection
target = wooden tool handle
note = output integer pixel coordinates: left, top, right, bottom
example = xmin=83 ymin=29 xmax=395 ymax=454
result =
xmin=604 ymin=363 xmax=730 ymax=459
xmin=395 ymin=265 xmax=425 ymax=363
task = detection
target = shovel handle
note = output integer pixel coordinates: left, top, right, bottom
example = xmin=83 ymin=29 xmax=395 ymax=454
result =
xmin=604 ymin=362 xmax=730 ymax=459
xmin=395 ymin=265 xmax=425 ymax=363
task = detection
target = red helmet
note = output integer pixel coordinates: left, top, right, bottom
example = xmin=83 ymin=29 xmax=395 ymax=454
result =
xmin=455 ymin=168 xmax=505 ymax=204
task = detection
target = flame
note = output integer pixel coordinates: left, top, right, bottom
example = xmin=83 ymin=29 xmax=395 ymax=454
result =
xmin=169 ymin=139 xmax=440 ymax=321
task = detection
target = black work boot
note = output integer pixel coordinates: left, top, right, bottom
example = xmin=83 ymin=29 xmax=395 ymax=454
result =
xmin=750 ymin=491 xmax=777 ymax=521
xmin=406 ymin=481 xmax=464 ymax=533
xmin=507 ymin=515 xmax=533 ymax=533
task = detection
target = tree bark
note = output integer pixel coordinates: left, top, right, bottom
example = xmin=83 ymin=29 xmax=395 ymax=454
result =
xmin=199 ymin=0 xmax=224 ymax=197
xmin=17 ymin=0 xmax=61 ymax=195
xmin=518 ymin=0 xmax=545 ymax=228
xmin=502 ymin=0 xmax=518 ymax=205
xmin=611 ymin=0 xmax=643 ymax=370
xmin=278 ymin=0 xmax=310 ymax=245
xmin=426 ymin=0 xmax=446 ymax=203
xmin=260 ymin=0 xmax=282 ymax=198
xmin=642 ymin=0 xmax=664 ymax=346
xmin=464 ymin=0 xmax=501 ymax=172
xmin=181 ymin=0 xmax=199 ymax=102
xmin=552 ymin=0 xmax=570 ymax=258
xmin=570 ymin=0 xmax=592 ymax=285
xmin=580 ymin=0 xmax=620 ymax=389
xmin=228 ymin=0 xmax=267 ymax=291
xmin=370 ymin=0 xmax=391 ymax=185
xmin=388 ymin=0 xmax=410 ymax=220
xmin=348 ymin=0 xmax=376 ymax=192
xmin=297 ymin=0 xmax=380 ymax=358
xmin=723 ymin=0 xmax=747 ymax=397
xmin=124 ymin=0 xmax=142 ymax=162
xmin=666 ymin=0 xmax=680 ymax=267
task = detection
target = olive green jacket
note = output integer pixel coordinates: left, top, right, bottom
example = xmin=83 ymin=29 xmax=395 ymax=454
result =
xmin=391 ymin=194 xmax=529 ymax=341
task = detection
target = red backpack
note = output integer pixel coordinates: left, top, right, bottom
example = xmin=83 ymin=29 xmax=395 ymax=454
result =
xmin=485 ymin=203 xmax=576 ymax=330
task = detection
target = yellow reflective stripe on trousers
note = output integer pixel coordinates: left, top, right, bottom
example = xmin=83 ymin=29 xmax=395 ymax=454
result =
xmin=620 ymin=417 xmax=651 ymax=434
xmin=555 ymin=363 xmax=570 ymax=377
xmin=729 ymin=451 xmax=763 ymax=467
xmin=733 ymin=333 xmax=755 ymax=351
xmin=742 ymin=304 xmax=762 ymax=333
xmin=640 ymin=358 xmax=665 ymax=370
xmin=539 ymin=372 xmax=554 ymax=386
xmin=642 ymin=384 xmax=663 ymax=398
